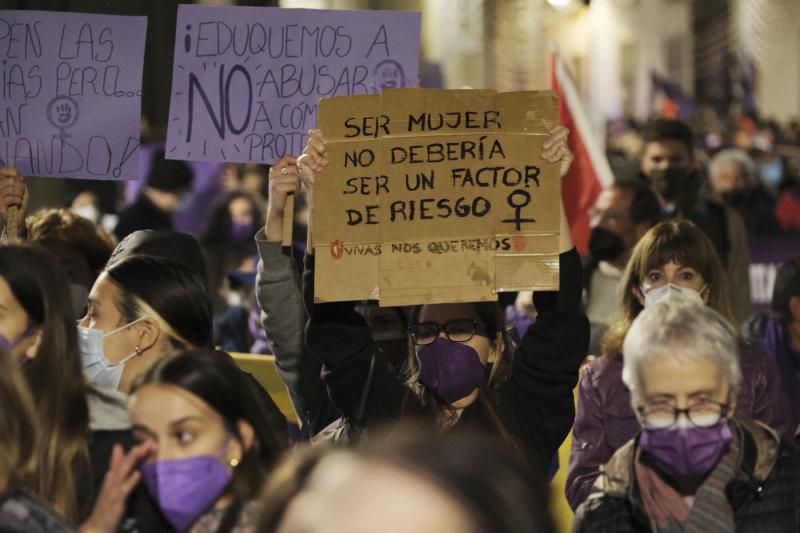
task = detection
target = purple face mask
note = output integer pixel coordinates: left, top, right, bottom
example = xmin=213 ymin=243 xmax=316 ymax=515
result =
xmin=0 ymin=334 xmax=12 ymax=353
xmin=0 ymin=326 xmax=37 ymax=358
xmin=416 ymin=337 xmax=487 ymax=404
xmin=142 ymin=454 xmax=232 ymax=532
xmin=640 ymin=422 xmax=732 ymax=479
xmin=230 ymin=221 xmax=255 ymax=243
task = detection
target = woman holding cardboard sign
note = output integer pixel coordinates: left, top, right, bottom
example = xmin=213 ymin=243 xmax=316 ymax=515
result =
xmin=265 ymin=124 xmax=587 ymax=472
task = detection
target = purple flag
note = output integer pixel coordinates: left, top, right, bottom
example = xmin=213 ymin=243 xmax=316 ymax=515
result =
xmin=0 ymin=11 xmax=146 ymax=180
xmin=166 ymin=5 xmax=421 ymax=164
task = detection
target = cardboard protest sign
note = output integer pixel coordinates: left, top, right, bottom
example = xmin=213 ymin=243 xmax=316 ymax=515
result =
xmin=0 ymin=11 xmax=146 ymax=180
xmin=166 ymin=4 xmax=420 ymax=165
xmin=313 ymin=89 xmax=561 ymax=306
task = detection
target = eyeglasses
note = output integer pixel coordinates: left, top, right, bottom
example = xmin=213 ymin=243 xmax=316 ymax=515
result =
xmin=588 ymin=207 xmax=630 ymax=225
xmin=638 ymin=400 xmax=729 ymax=429
xmin=408 ymin=319 xmax=486 ymax=346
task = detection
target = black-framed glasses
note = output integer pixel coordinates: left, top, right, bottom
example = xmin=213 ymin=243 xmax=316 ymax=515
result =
xmin=638 ymin=400 xmax=729 ymax=429
xmin=408 ymin=319 xmax=486 ymax=346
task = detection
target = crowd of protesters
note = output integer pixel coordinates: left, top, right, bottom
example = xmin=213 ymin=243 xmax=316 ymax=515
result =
xmin=1 ymin=106 xmax=799 ymax=533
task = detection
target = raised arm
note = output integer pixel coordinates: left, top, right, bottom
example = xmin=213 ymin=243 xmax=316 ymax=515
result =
xmin=297 ymin=131 xmax=410 ymax=430
xmin=256 ymin=155 xmax=337 ymax=438
xmin=504 ymin=126 xmax=589 ymax=471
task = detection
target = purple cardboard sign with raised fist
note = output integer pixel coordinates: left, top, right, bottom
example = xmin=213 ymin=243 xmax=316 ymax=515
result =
xmin=0 ymin=10 xmax=146 ymax=180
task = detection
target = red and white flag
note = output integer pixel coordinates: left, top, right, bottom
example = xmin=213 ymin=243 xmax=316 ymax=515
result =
xmin=550 ymin=51 xmax=614 ymax=255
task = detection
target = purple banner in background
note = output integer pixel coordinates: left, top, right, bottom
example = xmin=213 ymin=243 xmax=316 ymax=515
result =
xmin=0 ymin=11 xmax=146 ymax=180
xmin=749 ymin=236 xmax=800 ymax=312
xmin=166 ymin=4 xmax=421 ymax=164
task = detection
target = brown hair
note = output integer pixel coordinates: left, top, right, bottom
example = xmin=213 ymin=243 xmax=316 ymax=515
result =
xmin=27 ymin=208 xmax=115 ymax=284
xmin=404 ymin=303 xmax=518 ymax=448
xmin=257 ymin=425 xmax=553 ymax=533
xmin=603 ymin=219 xmax=734 ymax=358
xmin=0 ymin=349 xmax=39 ymax=494
xmin=0 ymin=244 xmax=91 ymax=522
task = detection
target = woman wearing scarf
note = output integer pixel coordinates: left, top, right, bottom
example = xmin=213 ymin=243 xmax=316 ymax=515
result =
xmin=573 ymin=299 xmax=800 ymax=533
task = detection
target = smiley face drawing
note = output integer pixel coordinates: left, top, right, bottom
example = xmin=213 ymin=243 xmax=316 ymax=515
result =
xmin=372 ymin=59 xmax=406 ymax=93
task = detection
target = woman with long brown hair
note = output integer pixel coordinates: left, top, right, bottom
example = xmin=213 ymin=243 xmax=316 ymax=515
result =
xmin=566 ymin=219 xmax=793 ymax=509
xmin=0 ymin=243 xmax=170 ymax=531
xmin=0 ymin=243 xmax=91 ymax=522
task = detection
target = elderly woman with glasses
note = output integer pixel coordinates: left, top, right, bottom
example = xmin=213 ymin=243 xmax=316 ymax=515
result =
xmin=573 ymin=299 xmax=800 ymax=533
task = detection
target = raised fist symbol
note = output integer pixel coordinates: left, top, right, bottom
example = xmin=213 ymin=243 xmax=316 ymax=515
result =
xmin=57 ymin=103 xmax=73 ymax=125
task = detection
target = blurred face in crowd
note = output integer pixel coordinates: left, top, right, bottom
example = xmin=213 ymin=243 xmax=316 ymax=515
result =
xmin=414 ymin=303 xmax=499 ymax=409
xmin=129 ymin=383 xmax=251 ymax=468
xmin=356 ymin=302 xmax=408 ymax=366
xmin=70 ymin=190 xmax=101 ymax=223
xmin=711 ymin=162 xmax=748 ymax=195
xmin=0 ymin=277 xmax=38 ymax=361
xmin=635 ymin=260 xmax=710 ymax=305
xmin=241 ymin=169 xmax=266 ymax=200
xmin=640 ymin=140 xmax=693 ymax=177
xmin=228 ymin=196 xmax=255 ymax=227
xmin=276 ymin=454 xmax=475 ymax=533
xmin=222 ymin=164 xmax=240 ymax=192
xmin=589 ymin=188 xmax=637 ymax=248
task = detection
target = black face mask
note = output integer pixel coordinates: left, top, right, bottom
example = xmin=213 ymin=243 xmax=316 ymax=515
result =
xmin=649 ymin=167 xmax=690 ymax=201
xmin=720 ymin=190 xmax=749 ymax=209
xmin=588 ymin=226 xmax=626 ymax=262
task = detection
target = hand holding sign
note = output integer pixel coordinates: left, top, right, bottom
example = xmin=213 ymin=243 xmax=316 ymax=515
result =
xmin=541 ymin=125 xmax=574 ymax=178
xmin=297 ymin=129 xmax=328 ymax=190
xmin=0 ymin=167 xmax=28 ymax=240
xmin=312 ymin=88 xmax=564 ymax=306
xmin=265 ymin=155 xmax=300 ymax=244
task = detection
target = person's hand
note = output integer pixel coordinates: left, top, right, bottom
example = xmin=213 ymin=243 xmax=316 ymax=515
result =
xmin=0 ymin=167 xmax=28 ymax=237
xmin=541 ymin=125 xmax=574 ymax=178
xmin=297 ymin=129 xmax=327 ymax=191
xmin=79 ymin=441 xmax=155 ymax=533
xmin=265 ymin=155 xmax=300 ymax=242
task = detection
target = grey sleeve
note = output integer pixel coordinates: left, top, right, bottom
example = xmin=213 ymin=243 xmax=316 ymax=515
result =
xmin=255 ymin=229 xmax=335 ymax=435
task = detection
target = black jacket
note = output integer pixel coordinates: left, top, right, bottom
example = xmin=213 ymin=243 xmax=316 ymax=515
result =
xmin=574 ymin=419 xmax=800 ymax=533
xmin=113 ymin=195 xmax=172 ymax=242
xmin=304 ymin=248 xmax=589 ymax=473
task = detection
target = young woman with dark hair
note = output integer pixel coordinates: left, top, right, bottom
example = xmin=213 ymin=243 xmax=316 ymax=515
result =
xmin=199 ymin=191 xmax=264 ymax=313
xmin=0 ymin=244 xmax=167 ymax=531
xmin=0 ymin=346 xmax=74 ymax=532
xmin=129 ymin=349 xmax=287 ymax=532
xmin=79 ymin=255 xmax=212 ymax=394
xmin=0 ymin=244 xmax=91 ymax=522
xmin=262 ymin=126 xmax=589 ymax=473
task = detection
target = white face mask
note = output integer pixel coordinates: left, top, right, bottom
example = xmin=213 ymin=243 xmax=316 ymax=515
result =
xmin=78 ymin=319 xmax=144 ymax=390
xmin=73 ymin=205 xmax=100 ymax=224
xmin=642 ymin=283 xmax=706 ymax=307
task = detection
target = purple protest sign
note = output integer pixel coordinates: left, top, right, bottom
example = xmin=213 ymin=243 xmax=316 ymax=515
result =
xmin=749 ymin=235 xmax=800 ymax=313
xmin=166 ymin=5 xmax=421 ymax=164
xmin=0 ymin=11 xmax=146 ymax=180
